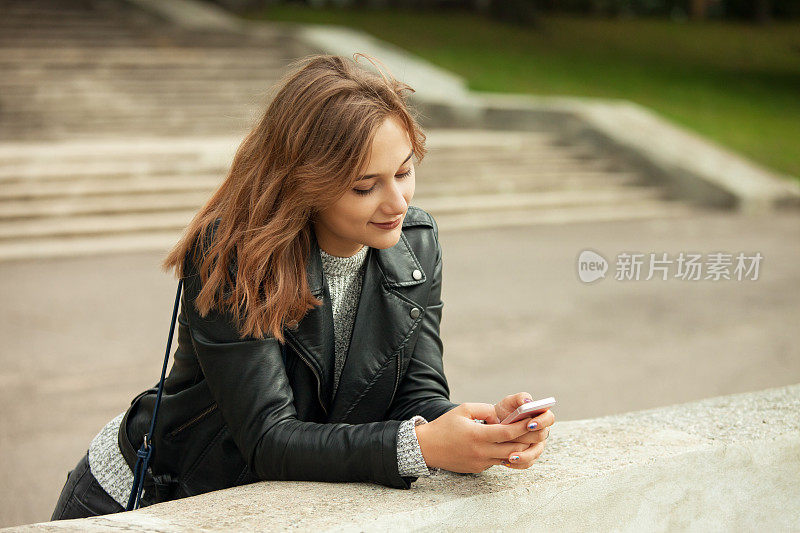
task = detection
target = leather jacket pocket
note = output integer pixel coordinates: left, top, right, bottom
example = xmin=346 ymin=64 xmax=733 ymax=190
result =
xmin=164 ymin=403 xmax=218 ymax=441
xmin=179 ymin=424 xmax=249 ymax=497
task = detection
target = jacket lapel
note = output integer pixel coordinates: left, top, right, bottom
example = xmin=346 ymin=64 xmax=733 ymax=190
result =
xmin=283 ymin=228 xmax=335 ymax=416
xmin=285 ymin=227 xmax=427 ymax=422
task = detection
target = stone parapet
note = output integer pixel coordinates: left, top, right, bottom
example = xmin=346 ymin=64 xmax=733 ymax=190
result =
xmin=8 ymin=384 xmax=798 ymax=532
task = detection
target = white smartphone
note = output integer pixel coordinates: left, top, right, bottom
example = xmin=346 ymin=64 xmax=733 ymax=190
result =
xmin=499 ymin=397 xmax=556 ymax=425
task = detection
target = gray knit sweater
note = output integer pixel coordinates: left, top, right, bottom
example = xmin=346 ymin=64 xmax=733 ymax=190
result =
xmin=87 ymin=244 xmax=432 ymax=508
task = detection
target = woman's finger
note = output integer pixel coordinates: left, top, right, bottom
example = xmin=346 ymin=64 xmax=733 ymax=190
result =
xmin=526 ymin=409 xmax=555 ymax=431
xmin=504 ymin=426 xmax=550 ymax=445
xmin=500 ymin=440 xmax=546 ymax=469
xmin=479 ymin=416 xmax=535 ymax=443
xmin=485 ymin=440 xmax=534 ymax=459
xmin=490 ymin=411 xmax=554 ymax=445
xmin=529 ymin=409 xmax=555 ymax=429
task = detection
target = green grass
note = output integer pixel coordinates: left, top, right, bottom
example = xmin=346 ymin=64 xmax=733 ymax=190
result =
xmin=244 ymin=7 xmax=800 ymax=182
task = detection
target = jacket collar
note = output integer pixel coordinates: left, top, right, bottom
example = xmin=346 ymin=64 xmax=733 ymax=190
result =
xmin=284 ymin=225 xmax=427 ymax=422
xmin=305 ymin=225 xmax=427 ymax=295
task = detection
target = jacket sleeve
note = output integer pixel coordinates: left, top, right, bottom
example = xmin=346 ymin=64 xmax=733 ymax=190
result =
xmin=385 ymin=216 xmax=461 ymax=423
xmin=181 ymin=238 xmax=413 ymax=490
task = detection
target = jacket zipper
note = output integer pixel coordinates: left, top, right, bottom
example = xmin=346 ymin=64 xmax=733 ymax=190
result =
xmin=166 ymin=403 xmax=218 ymax=439
xmin=387 ymin=348 xmax=403 ymax=409
xmin=284 ymin=334 xmax=328 ymax=417
xmin=387 ymin=296 xmax=420 ymax=409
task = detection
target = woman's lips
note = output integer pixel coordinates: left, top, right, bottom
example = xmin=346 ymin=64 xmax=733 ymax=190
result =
xmin=371 ymin=217 xmax=401 ymax=230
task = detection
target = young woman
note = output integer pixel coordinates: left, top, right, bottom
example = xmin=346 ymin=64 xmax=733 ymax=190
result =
xmin=50 ymin=53 xmax=554 ymax=521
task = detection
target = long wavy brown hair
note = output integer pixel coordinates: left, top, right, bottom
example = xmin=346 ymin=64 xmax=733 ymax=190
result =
xmin=161 ymin=53 xmax=428 ymax=344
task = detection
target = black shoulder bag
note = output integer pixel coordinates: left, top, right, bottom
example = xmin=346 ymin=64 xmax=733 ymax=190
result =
xmin=125 ymin=278 xmax=289 ymax=510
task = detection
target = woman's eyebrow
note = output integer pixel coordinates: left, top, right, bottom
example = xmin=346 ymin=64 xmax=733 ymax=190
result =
xmin=356 ymin=149 xmax=413 ymax=181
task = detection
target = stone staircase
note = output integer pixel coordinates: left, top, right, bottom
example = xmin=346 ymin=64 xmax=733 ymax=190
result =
xmin=0 ymin=129 xmax=702 ymax=261
xmin=0 ymin=0 xmax=706 ymax=262
xmin=0 ymin=0 xmax=307 ymax=140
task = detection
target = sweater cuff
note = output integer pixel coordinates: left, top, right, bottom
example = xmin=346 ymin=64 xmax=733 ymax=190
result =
xmin=396 ymin=415 xmax=435 ymax=477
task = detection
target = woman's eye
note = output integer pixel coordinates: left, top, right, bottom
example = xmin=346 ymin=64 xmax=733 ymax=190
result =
xmin=353 ymin=168 xmax=413 ymax=196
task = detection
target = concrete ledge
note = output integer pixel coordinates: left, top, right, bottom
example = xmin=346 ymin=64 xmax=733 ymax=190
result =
xmin=470 ymin=93 xmax=800 ymax=215
xmin=293 ymin=24 xmax=478 ymax=109
xmin=9 ymin=384 xmax=799 ymax=531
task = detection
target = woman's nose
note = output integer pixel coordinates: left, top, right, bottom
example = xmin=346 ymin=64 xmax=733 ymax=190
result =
xmin=381 ymin=179 xmax=410 ymax=214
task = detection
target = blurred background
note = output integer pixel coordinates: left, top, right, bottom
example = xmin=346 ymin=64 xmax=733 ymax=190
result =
xmin=0 ymin=0 xmax=798 ymax=527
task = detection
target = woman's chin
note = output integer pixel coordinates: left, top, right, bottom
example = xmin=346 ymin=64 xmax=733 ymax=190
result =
xmin=366 ymin=231 xmax=402 ymax=250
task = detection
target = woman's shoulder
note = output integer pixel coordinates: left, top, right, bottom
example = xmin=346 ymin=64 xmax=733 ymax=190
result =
xmin=183 ymin=218 xmax=238 ymax=288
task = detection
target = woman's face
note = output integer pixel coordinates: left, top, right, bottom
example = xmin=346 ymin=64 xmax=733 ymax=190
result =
xmin=313 ymin=115 xmax=415 ymax=257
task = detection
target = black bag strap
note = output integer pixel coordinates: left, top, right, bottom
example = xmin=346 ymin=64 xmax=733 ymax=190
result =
xmin=126 ymin=278 xmax=289 ymax=510
xmin=126 ymin=278 xmax=183 ymax=511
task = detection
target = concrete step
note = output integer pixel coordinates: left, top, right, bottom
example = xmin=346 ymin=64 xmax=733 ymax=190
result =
xmin=2 ymin=66 xmax=284 ymax=78
xmin=1 ymin=73 xmax=283 ymax=86
xmin=0 ymin=127 xmax=586 ymax=151
xmin=0 ymin=211 xmax=197 ymax=240
xmin=0 ymin=201 xmax=705 ymax=262
xmin=0 ymin=47 xmax=292 ymax=65
xmin=0 ymin=132 xmax=586 ymax=160
xmin=1 ymin=9 xmax=112 ymax=19
xmin=0 ymin=175 xmax=223 ymax=200
xmin=0 ymin=230 xmax=184 ymax=262
xmin=0 ymin=37 xmax=285 ymax=49
xmin=1 ymin=14 xmax=136 ymax=26
xmin=0 ymin=29 xmax=144 ymax=40
xmin=1 ymin=106 xmax=262 ymax=122
xmin=428 ymin=160 xmax=625 ymax=178
xmin=0 ymin=171 xmax=643 ymax=200
xmin=0 ymin=190 xmax=211 ymax=219
xmin=413 ymin=188 xmax=668 ymax=215
xmin=0 ymin=155 xmax=618 ymax=182
xmin=0 ymin=128 xmax=564 ymax=153
xmin=1 ymin=104 xmax=259 ymax=117
xmin=0 ymin=67 xmax=286 ymax=82
xmin=0 ymin=135 xmax=563 ymax=162
xmin=0 ymin=160 xmax=223 ymax=182
xmin=0 ymin=180 xmax=659 ymax=238
xmin=2 ymin=97 xmax=269 ymax=111
xmin=432 ymin=200 xmax=703 ymax=231
xmin=0 ymin=136 xmax=239 ymax=162
xmin=0 ymin=124 xmax=251 ymax=141
xmin=0 ymin=119 xmax=254 ymax=139
xmin=0 ymin=38 xmax=154 ymax=48
xmin=0 ymin=186 xmax=666 ymax=221
xmin=0 ymin=151 xmax=614 ymax=183
xmin=419 ymin=172 xmax=645 ymax=195
xmin=424 ymin=129 xmax=558 ymax=148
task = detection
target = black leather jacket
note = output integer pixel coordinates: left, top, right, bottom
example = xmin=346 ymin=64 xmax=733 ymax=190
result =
xmin=119 ymin=205 xmax=460 ymax=505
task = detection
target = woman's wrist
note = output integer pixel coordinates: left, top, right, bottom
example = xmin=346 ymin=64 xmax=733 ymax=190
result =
xmin=414 ymin=421 xmax=437 ymax=469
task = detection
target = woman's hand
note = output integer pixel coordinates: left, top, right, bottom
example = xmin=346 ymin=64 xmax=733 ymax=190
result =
xmin=414 ymin=403 xmax=539 ymax=473
xmin=492 ymin=392 xmax=555 ymax=469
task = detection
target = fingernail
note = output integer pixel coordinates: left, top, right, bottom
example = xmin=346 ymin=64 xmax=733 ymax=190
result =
xmin=500 ymin=460 xmax=510 ymax=467
xmin=523 ymin=398 xmax=533 ymax=403
xmin=528 ymin=422 xmax=538 ymax=430
xmin=510 ymin=455 xmax=519 ymax=462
